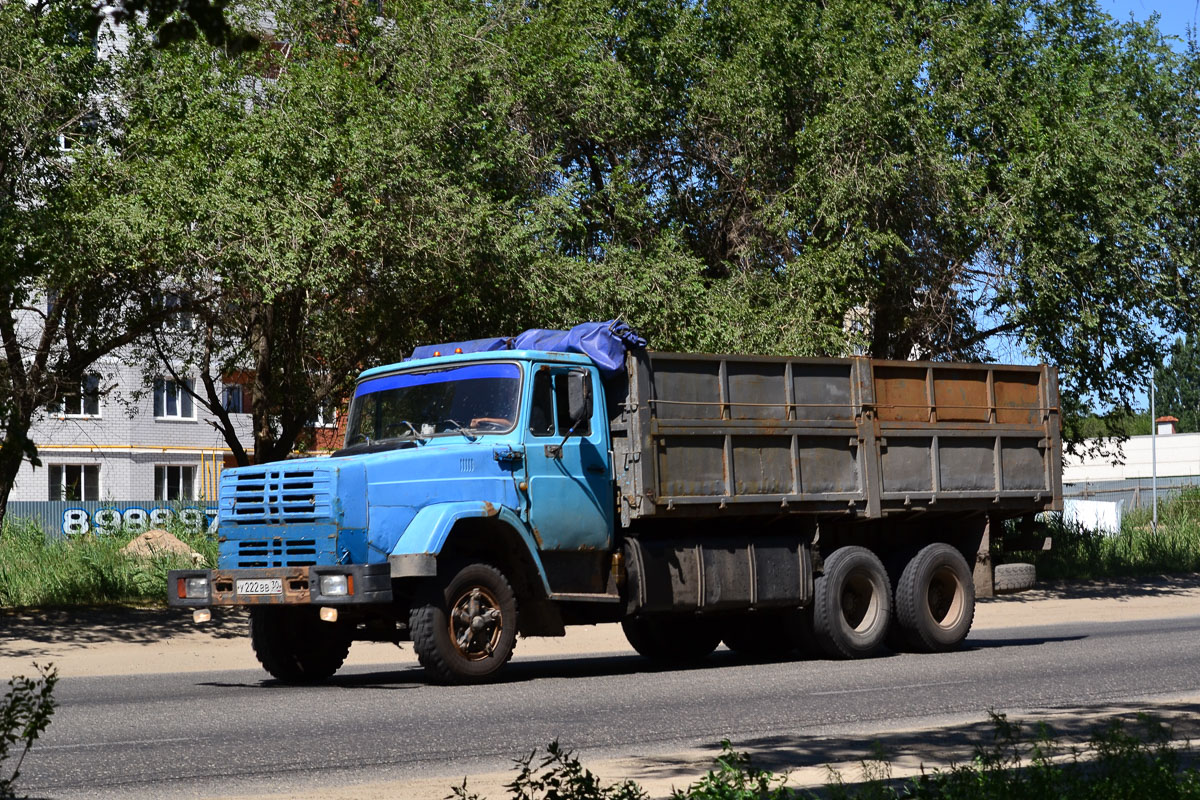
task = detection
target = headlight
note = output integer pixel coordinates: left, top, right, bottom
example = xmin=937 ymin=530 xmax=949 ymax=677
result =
xmin=319 ymin=574 xmax=350 ymax=596
xmin=181 ymin=576 xmax=209 ymax=599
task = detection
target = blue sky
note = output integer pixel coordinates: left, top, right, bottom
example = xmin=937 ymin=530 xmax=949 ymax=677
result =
xmin=1106 ymin=0 xmax=1197 ymax=43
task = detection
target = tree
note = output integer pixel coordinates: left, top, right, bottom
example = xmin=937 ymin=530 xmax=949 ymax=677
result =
xmin=173 ymin=0 xmax=1200 ymax=453
xmin=100 ymin=0 xmax=257 ymax=51
xmin=500 ymin=0 xmax=1198 ymax=431
xmin=1153 ymin=335 xmax=1200 ymax=433
xmin=10 ymin=0 xmax=1191 ymax=491
xmin=107 ymin=0 xmax=560 ymax=464
xmin=0 ymin=0 xmax=182 ymax=532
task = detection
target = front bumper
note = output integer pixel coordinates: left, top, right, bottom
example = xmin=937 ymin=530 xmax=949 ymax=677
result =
xmin=167 ymin=563 xmax=393 ymax=607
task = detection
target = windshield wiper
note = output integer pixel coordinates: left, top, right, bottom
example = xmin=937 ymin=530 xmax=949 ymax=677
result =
xmin=442 ymin=418 xmax=478 ymax=442
xmin=383 ymin=419 xmax=427 ymax=445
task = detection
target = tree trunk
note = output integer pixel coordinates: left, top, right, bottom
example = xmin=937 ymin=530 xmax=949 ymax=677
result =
xmin=0 ymin=413 xmax=35 ymax=536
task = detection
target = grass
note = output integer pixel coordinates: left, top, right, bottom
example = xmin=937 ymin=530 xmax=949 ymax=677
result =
xmin=0 ymin=515 xmax=217 ymax=608
xmin=450 ymin=712 xmax=1200 ymax=800
xmin=1005 ymin=487 xmax=1200 ymax=580
xmin=5 ymin=486 xmax=1200 ymax=607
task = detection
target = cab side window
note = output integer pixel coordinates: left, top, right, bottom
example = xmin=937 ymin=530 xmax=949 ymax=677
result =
xmin=529 ymin=369 xmax=554 ymax=436
xmin=554 ymin=371 xmax=592 ymax=436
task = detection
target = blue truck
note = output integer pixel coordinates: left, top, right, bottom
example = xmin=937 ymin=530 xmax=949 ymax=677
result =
xmin=169 ymin=321 xmax=1062 ymax=684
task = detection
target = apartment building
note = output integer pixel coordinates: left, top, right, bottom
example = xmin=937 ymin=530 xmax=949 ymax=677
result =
xmin=9 ymin=361 xmax=254 ymax=503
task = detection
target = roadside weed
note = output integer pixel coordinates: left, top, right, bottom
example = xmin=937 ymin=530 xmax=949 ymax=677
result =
xmin=0 ymin=665 xmax=57 ymax=800
xmin=453 ymin=712 xmax=1200 ymax=800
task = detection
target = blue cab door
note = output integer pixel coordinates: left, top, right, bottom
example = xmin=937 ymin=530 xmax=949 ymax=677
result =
xmin=521 ymin=364 xmax=612 ymax=553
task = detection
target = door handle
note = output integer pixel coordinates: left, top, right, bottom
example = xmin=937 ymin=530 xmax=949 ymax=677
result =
xmin=493 ymin=445 xmax=524 ymax=464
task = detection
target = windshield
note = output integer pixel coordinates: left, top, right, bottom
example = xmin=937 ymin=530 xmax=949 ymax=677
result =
xmin=344 ymin=362 xmax=521 ymax=445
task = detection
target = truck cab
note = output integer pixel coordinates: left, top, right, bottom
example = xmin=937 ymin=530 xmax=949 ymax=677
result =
xmin=171 ymin=349 xmax=624 ymax=684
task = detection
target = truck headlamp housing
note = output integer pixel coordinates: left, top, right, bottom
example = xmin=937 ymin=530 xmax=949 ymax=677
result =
xmin=319 ymin=574 xmax=350 ymax=597
xmin=182 ymin=576 xmax=210 ymax=599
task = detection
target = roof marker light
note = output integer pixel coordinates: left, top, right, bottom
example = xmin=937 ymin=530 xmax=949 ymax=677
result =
xmin=455 ymin=348 xmax=463 ymax=354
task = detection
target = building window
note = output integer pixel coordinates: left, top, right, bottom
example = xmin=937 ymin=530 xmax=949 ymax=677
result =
xmin=222 ymin=385 xmax=244 ymax=413
xmin=155 ymin=292 xmax=193 ymax=331
xmin=312 ymin=401 xmax=337 ymax=428
xmin=49 ymin=464 xmax=100 ymax=501
xmin=154 ymin=378 xmax=195 ymax=419
xmin=155 ymin=465 xmax=195 ymax=501
xmin=49 ymin=373 xmax=101 ymax=417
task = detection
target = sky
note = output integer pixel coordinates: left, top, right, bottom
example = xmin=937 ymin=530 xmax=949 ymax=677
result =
xmin=1106 ymin=0 xmax=1198 ymax=43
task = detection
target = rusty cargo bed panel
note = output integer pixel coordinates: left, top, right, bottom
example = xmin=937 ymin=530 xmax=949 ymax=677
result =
xmin=611 ymin=352 xmax=1062 ymax=524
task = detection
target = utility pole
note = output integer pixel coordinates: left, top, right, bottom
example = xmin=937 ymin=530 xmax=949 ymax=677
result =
xmin=1151 ymin=378 xmax=1158 ymax=533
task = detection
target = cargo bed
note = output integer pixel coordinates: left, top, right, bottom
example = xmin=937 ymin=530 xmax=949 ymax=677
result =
xmin=611 ymin=352 xmax=1062 ymax=525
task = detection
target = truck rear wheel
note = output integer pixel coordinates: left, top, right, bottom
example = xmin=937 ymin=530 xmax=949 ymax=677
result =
xmin=721 ymin=611 xmax=797 ymax=659
xmin=622 ymin=615 xmax=721 ymax=663
xmin=409 ymin=562 xmax=518 ymax=684
xmin=249 ymin=607 xmax=351 ymax=684
xmin=812 ymin=546 xmax=892 ymax=659
xmin=893 ymin=543 xmax=975 ymax=652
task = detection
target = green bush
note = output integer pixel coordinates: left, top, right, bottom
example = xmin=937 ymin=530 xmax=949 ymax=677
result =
xmin=1006 ymin=489 xmax=1200 ymax=580
xmin=453 ymin=713 xmax=1200 ymax=800
xmin=0 ymin=665 xmax=56 ymax=800
xmin=0 ymin=516 xmax=217 ymax=608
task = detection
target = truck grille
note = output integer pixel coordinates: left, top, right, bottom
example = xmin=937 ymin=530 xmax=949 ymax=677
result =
xmin=234 ymin=538 xmax=319 ymax=567
xmin=224 ymin=468 xmax=334 ymax=525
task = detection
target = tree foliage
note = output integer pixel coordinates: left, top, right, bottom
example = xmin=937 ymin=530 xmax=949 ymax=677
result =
xmin=4 ymin=0 xmax=1200 ymax=492
xmin=1154 ymin=335 xmax=1200 ymax=434
xmin=0 ymin=0 xmax=177 ymax=528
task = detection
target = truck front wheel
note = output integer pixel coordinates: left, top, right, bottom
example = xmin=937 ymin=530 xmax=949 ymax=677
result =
xmin=249 ymin=607 xmax=352 ymax=684
xmin=409 ymin=562 xmax=518 ymax=684
xmin=812 ymin=546 xmax=892 ymax=659
xmin=893 ymin=543 xmax=975 ymax=652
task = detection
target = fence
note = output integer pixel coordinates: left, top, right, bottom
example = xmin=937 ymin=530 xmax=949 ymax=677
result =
xmin=1063 ymin=475 xmax=1200 ymax=511
xmin=6 ymin=501 xmax=218 ymax=539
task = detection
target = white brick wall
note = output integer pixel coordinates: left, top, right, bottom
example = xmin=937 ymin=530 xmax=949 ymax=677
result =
xmin=1063 ymin=432 xmax=1200 ymax=483
xmin=11 ymin=360 xmax=255 ymax=502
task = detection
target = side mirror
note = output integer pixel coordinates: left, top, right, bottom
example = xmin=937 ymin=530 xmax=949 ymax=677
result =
xmin=565 ymin=369 xmax=593 ymax=430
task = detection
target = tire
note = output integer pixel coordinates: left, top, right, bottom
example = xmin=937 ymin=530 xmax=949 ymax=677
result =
xmin=622 ymin=614 xmax=722 ymax=663
xmin=994 ymin=562 xmax=1037 ymax=593
xmin=720 ymin=611 xmax=797 ymax=660
xmin=812 ymin=546 xmax=892 ymax=659
xmin=249 ymin=606 xmax=351 ymax=684
xmin=893 ymin=543 xmax=975 ymax=653
xmin=409 ymin=562 xmax=519 ymax=684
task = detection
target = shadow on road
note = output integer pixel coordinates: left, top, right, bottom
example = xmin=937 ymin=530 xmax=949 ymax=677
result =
xmin=0 ymin=606 xmax=246 ymax=655
xmin=188 ymin=629 xmax=1099 ymax=691
xmin=2 ymin=573 xmax=1193 ymax=660
xmin=965 ymin=634 xmax=1086 ymax=649
xmin=619 ymin=698 xmax=1200 ymax=790
xmin=980 ymin=572 xmax=1200 ymax=604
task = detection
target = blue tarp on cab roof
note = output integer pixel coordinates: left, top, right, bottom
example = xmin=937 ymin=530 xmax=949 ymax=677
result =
xmin=409 ymin=320 xmax=646 ymax=377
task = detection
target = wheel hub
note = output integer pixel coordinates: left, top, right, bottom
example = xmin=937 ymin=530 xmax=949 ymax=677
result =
xmin=927 ymin=566 xmax=964 ymax=628
xmin=449 ymin=586 xmax=503 ymax=661
xmin=841 ymin=571 xmax=880 ymax=632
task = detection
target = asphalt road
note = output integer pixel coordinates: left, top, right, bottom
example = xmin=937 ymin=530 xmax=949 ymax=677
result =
xmin=19 ymin=614 xmax=1200 ymax=800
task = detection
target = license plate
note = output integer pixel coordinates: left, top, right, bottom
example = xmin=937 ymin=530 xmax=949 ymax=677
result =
xmin=236 ymin=578 xmax=283 ymax=596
